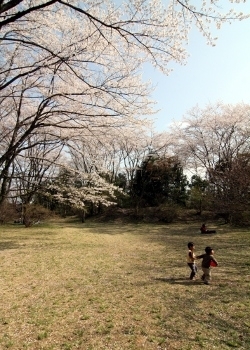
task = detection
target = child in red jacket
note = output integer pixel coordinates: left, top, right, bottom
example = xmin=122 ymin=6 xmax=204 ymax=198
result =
xmin=197 ymin=246 xmax=218 ymax=285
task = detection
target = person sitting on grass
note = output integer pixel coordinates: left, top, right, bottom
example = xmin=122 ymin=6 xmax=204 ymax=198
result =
xmin=196 ymin=246 xmax=218 ymax=285
xmin=200 ymin=223 xmax=216 ymax=234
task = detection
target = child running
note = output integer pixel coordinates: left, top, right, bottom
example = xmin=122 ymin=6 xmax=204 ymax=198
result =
xmin=197 ymin=246 xmax=218 ymax=285
xmin=187 ymin=242 xmax=197 ymax=280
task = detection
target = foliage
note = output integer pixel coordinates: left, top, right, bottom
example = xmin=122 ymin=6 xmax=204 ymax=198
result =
xmin=0 ymin=201 xmax=17 ymax=224
xmin=135 ymin=205 xmax=179 ymax=223
xmin=37 ymin=166 xmax=119 ymax=216
xmin=132 ymin=153 xmax=188 ymax=207
xmin=22 ymin=204 xmax=52 ymax=227
xmin=208 ymin=152 xmax=250 ymax=223
xmin=187 ymin=175 xmax=210 ymax=214
xmin=173 ymin=103 xmax=250 ymax=222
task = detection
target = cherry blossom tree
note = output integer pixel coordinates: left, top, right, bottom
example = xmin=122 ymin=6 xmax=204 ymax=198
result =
xmin=172 ymin=103 xmax=250 ymax=172
xmin=1 ymin=0 xmax=248 ymax=86
xmin=67 ymin=126 xmax=176 ymax=193
xmin=39 ymin=164 xmax=121 ymax=219
xmin=0 ymin=0 xmax=249 ymax=208
xmin=171 ymin=102 xmax=250 ymax=220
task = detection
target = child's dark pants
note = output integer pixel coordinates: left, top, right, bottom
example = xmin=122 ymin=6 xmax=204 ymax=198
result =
xmin=187 ymin=263 xmax=197 ymax=280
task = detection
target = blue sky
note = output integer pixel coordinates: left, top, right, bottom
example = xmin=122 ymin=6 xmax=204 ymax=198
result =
xmin=144 ymin=8 xmax=250 ymax=131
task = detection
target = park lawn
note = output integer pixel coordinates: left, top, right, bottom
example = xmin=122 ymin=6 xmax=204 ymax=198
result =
xmin=0 ymin=220 xmax=249 ymax=350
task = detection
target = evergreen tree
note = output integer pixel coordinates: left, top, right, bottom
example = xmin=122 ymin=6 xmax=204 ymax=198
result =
xmin=132 ymin=153 xmax=188 ymax=207
xmin=187 ymin=175 xmax=210 ymax=214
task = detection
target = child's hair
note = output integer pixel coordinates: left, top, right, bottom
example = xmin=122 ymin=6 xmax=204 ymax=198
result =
xmin=188 ymin=242 xmax=194 ymax=249
xmin=205 ymin=246 xmax=213 ymax=254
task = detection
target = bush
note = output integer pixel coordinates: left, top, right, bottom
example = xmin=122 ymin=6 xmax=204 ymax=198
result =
xmin=132 ymin=205 xmax=178 ymax=223
xmin=0 ymin=202 xmax=18 ymax=224
xmin=156 ymin=204 xmax=178 ymax=223
xmin=23 ymin=204 xmax=52 ymax=227
xmin=229 ymin=211 xmax=250 ymax=226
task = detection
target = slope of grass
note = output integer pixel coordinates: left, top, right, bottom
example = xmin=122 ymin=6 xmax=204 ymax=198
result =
xmin=0 ymin=220 xmax=249 ymax=350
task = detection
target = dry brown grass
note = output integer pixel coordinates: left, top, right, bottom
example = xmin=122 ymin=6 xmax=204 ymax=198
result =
xmin=0 ymin=219 xmax=249 ymax=350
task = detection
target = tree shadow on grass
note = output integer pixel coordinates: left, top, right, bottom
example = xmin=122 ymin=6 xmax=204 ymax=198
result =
xmin=154 ymin=277 xmax=204 ymax=286
xmin=0 ymin=241 xmax=19 ymax=251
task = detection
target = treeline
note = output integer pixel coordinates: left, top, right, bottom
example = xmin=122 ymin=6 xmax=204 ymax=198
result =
xmin=1 ymin=103 xmax=250 ymax=227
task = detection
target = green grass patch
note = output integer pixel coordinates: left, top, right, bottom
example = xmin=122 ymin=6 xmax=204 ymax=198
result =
xmin=0 ymin=220 xmax=249 ymax=349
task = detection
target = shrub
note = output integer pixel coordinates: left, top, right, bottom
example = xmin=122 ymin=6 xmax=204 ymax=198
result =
xmin=23 ymin=204 xmax=52 ymax=227
xmin=156 ymin=204 xmax=178 ymax=223
xmin=0 ymin=202 xmax=18 ymax=224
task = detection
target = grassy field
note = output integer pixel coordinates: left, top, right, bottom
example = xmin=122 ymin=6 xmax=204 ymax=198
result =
xmin=0 ymin=219 xmax=249 ymax=350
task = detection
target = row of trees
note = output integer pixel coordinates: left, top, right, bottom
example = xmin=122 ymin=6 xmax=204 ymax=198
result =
xmin=1 ymin=1 xmax=249 ymax=225
xmin=174 ymin=103 xmax=250 ymax=222
xmin=1 ymin=102 xmax=249 ymax=225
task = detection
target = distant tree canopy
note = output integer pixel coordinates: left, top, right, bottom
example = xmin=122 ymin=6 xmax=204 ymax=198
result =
xmin=173 ymin=103 xmax=250 ymax=224
xmin=131 ymin=153 xmax=188 ymax=207
xmin=208 ymin=153 xmax=250 ymax=223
